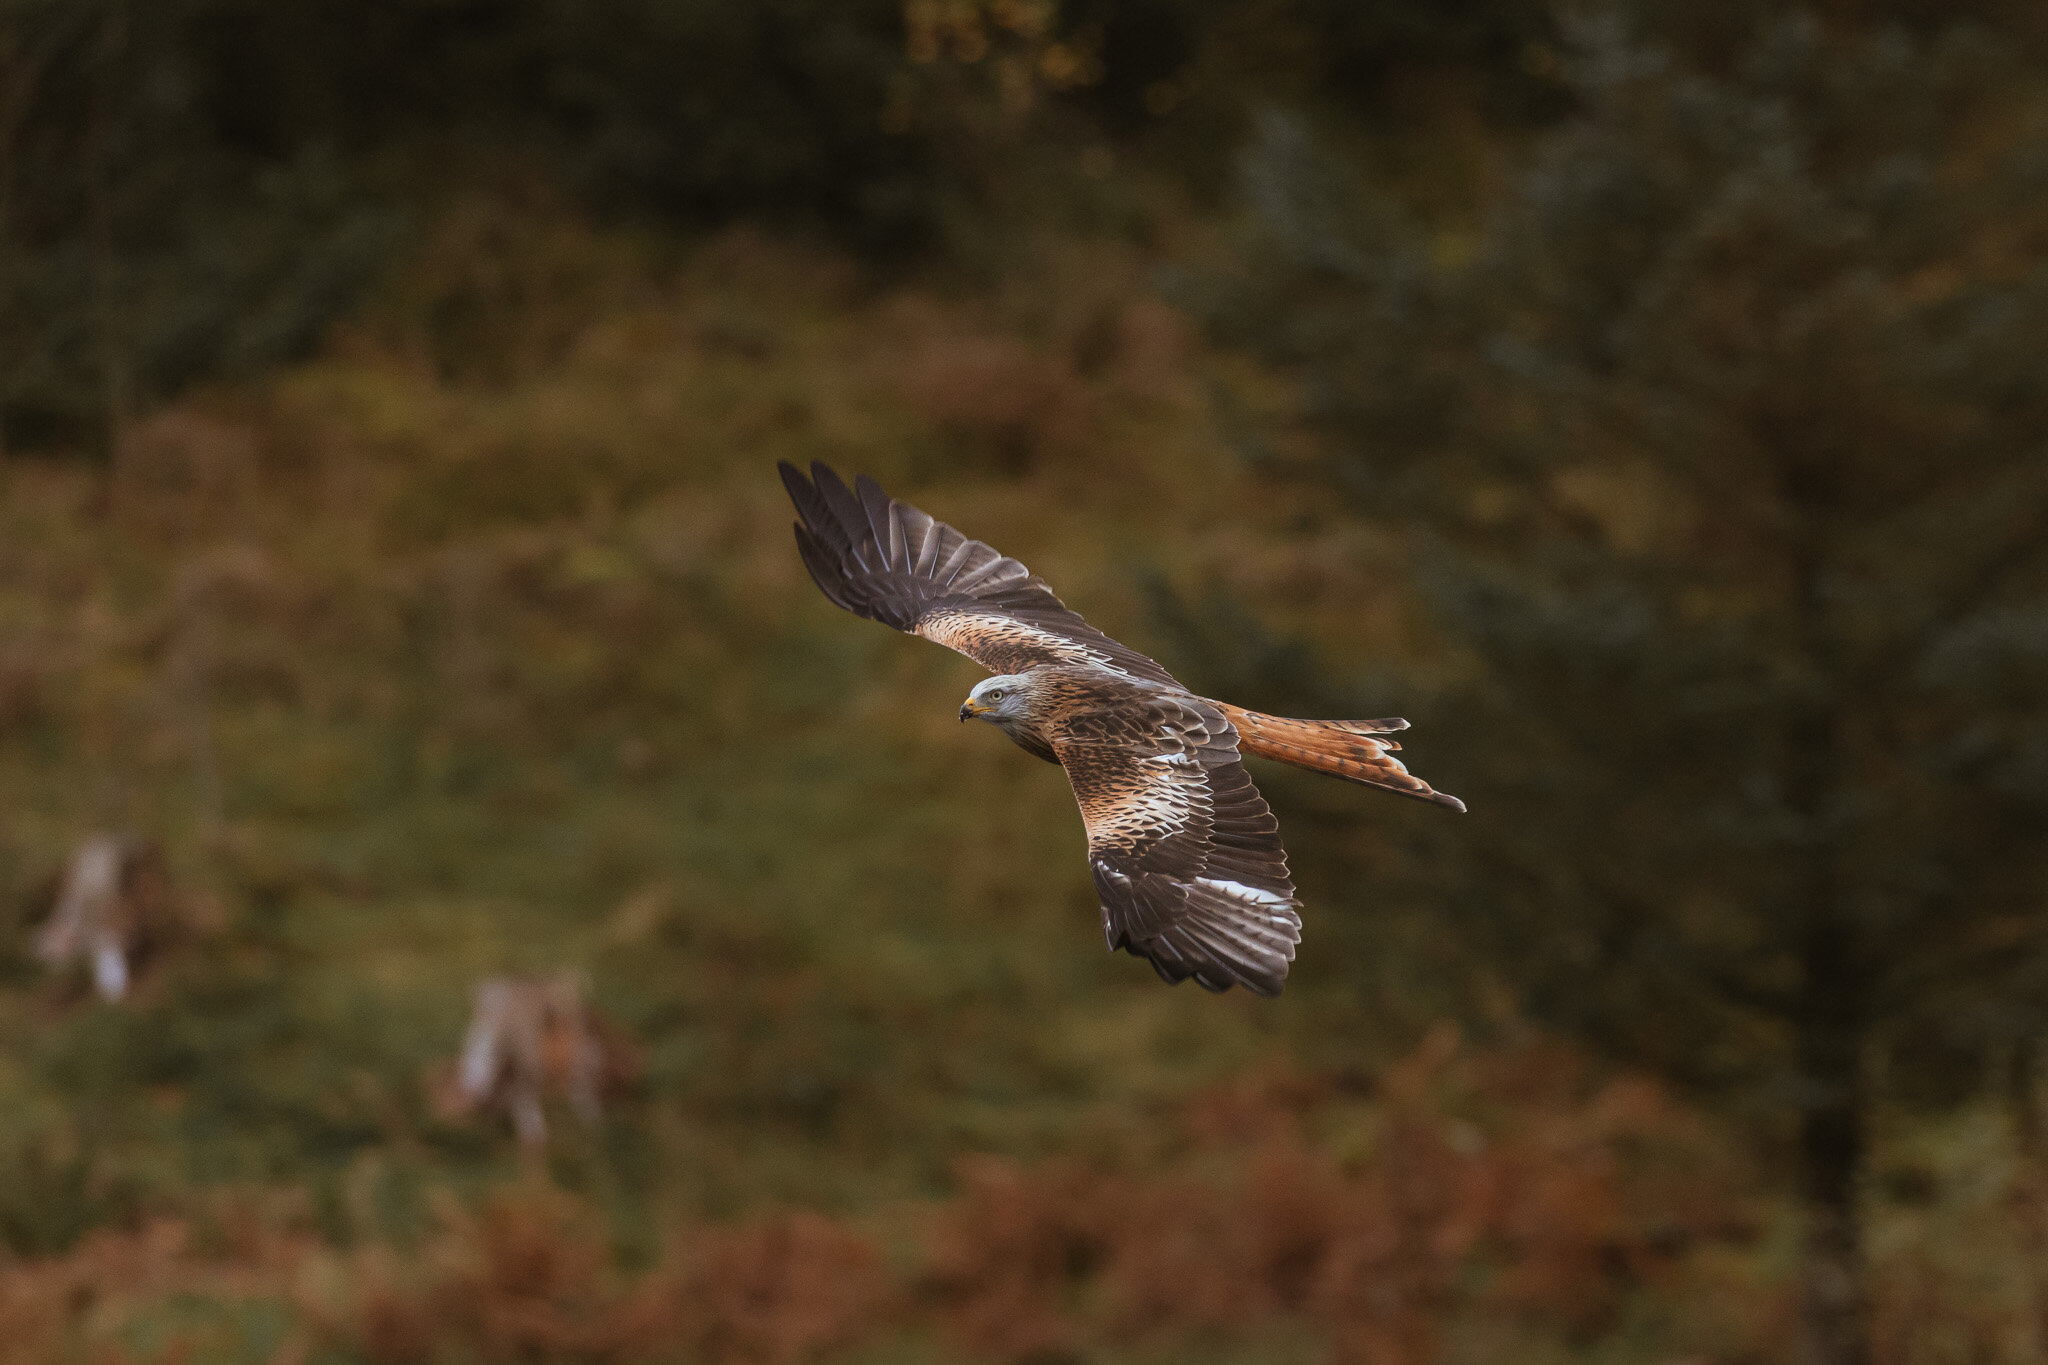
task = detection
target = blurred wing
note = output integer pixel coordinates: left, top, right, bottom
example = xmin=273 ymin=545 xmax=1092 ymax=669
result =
xmin=1052 ymin=694 xmax=1302 ymax=997
xmin=779 ymin=461 xmax=1181 ymax=686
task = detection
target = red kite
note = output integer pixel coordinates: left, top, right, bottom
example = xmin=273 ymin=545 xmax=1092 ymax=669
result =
xmin=782 ymin=463 xmax=1462 ymax=997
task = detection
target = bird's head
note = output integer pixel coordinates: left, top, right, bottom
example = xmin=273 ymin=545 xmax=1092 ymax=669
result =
xmin=960 ymin=674 xmax=1030 ymax=725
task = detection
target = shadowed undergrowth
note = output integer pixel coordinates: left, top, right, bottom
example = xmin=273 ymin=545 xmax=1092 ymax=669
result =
xmin=0 ymin=1033 xmax=1787 ymax=1365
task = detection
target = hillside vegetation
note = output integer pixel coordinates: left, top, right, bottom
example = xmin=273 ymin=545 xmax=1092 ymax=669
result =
xmin=0 ymin=198 xmax=2038 ymax=1364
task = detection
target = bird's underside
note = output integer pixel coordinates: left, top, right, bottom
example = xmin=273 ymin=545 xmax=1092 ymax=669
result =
xmin=779 ymin=461 xmax=1463 ymax=997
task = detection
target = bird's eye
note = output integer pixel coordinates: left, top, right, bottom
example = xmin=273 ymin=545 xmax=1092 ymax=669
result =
xmin=987 ymin=689 xmax=1005 ymax=702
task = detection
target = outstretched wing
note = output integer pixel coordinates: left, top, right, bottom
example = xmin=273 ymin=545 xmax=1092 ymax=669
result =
xmin=1051 ymin=692 xmax=1302 ymax=997
xmin=779 ymin=461 xmax=1181 ymax=687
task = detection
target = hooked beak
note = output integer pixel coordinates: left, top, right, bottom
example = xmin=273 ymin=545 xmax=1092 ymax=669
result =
xmin=960 ymin=699 xmax=988 ymax=722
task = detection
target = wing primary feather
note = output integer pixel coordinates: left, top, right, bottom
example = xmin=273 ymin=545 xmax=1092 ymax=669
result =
xmin=946 ymin=553 xmax=1014 ymax=594
xmin=791 ymin=525 xmax=858 ymax=615
xmin=778 ymin=462 xmax=837 ymax=536
xmin=853 ymin=474 xmax=902 ymax=569
xmin=810 ymin=464 xmax=875 ymax=570
xmin=912 ymin=516 xmax=944 ymax=576
xmin=933 ymin=540 xmax=984 ymax=589
xmin=884 ymin=502 xmax=909 ymax=571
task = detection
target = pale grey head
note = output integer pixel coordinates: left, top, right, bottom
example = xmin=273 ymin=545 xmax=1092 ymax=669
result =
xmin=959 ymin=673 xmax=1033 ymax=727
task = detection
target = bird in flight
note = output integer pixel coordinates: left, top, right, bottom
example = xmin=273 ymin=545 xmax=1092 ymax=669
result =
xmin=780 ymin=463 xmax=1464 ymax=997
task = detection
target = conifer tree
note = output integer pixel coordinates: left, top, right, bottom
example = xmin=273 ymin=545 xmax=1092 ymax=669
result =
xmin=1236 ymin=12 xmax=2048 ymax=1362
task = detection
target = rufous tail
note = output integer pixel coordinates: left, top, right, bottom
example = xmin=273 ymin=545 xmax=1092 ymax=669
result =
xmin=1214 ymin=704 xmax=1466 ymax=812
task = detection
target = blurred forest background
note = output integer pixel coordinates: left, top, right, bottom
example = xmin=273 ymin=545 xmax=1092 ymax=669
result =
xmin=4 ymin=0 xmax=2048 ymax=1362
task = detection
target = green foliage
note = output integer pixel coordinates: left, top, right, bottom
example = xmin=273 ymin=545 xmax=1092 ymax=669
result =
xmin=1238 ymin=0 xmax=2048 ymax=1088
xmin=0 ymin=0 xmax=948 ymax=449
xmin=0 ymin=0 xmax=1583 ymax=450
xmin=0 ymin=2 xmax=403 ymax=448
xmin=1227 ymin=6 xmax=2048 ymax=1358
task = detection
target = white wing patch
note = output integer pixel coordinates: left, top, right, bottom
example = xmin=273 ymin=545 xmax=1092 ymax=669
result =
xmin=1195 ymin=877 xmax=1297 ymax=911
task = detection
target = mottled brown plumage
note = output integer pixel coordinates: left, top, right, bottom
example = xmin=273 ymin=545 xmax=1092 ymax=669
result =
xmin=780 ymin=461 xmax=1463 ymax=997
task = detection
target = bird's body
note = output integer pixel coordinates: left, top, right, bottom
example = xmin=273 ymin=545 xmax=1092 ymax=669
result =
xmin=780 ymin=462 xmax=1462 ymax=997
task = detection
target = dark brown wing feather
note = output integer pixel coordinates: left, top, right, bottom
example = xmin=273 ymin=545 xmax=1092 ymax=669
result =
xmin=1050 ymin=689 xmax=1302 ymax=997
xmin=779 ymin=461 xmax=1181 ymax=686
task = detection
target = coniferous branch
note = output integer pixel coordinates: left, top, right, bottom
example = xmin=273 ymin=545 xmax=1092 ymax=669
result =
xmin=1873 ymin=491 xmax=2048 ymax=689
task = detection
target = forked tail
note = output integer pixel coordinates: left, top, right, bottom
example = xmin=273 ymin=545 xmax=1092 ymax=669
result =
xmin=1214 ymin=704 xmax=1466 ymax=812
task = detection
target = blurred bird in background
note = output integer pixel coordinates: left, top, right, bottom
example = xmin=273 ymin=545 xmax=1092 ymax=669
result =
xmin=33 ymin=835 xmax=175 ymax=1001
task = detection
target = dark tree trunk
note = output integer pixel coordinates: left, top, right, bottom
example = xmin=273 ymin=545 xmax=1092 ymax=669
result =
xmin=2003 ymin=1040 xmax=2048 ymax=1357
xmin=1784 ymin=470 xmax=1869 ymax=1365
xmin=87 ymin=0 xmax=128 ymax=459
xmin=1795 ymin=922 xmax=1869 ymax=1365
